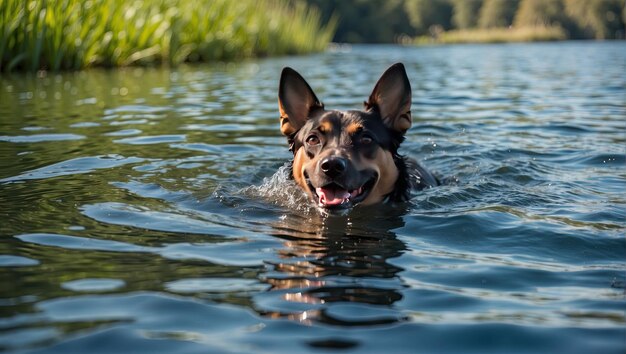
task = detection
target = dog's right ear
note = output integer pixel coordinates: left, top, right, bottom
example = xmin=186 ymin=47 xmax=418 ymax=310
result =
xmin=365 ymin=63 xmax=412 ymax=134
xmin=278 ymin=67 xmax=324 ymax=136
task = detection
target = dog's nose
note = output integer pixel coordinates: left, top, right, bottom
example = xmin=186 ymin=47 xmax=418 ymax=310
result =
xmin=320 ymin=157 xmax=347 ymax=178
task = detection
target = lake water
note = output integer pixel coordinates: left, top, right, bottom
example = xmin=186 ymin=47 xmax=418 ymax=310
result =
xmin=0 ymin=42 xmax=625 ymax=353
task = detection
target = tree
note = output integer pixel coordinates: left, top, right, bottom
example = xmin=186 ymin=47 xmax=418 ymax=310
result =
xmin=304 ymin=0 xmax=415 ymax=43
xmin=513 ymin=0 xmax=565 ymax=28
xmin=564 ymin=0 xmax=625 ymax=39
xmin=478 ymin=0 xmax=519 ymax=28
xmin=404 ymin=0 xmax=453 ymax=35
xmin=451 ymin=0 xmax=483 ymax=29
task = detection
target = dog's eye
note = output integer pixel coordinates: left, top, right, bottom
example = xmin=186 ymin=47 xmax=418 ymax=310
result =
xmin=306 ymin=135 xmax=320 ymax=146
xmin=360 ymin=135 xmax=373 ymax=145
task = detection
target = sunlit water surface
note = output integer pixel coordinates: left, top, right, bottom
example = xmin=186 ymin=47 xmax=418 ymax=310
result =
xmin=1 ymin=42 xmax=625 ymax=353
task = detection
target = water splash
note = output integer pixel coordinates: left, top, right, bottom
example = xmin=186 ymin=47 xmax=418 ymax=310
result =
xmin=239 ymin=163 xmax=315 ymax=214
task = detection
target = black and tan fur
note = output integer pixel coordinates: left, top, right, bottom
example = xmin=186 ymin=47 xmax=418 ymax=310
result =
xmin=278 ymin=63 xmax=438 ymax=210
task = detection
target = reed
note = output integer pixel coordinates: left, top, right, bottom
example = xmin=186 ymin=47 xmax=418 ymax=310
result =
xmin=415 ymin=26 xmax=567 ymax=45
xmin=0 ymin=0 xmax=337 ymax=72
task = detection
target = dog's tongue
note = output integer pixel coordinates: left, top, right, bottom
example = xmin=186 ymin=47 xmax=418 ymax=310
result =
xmin=316 ymin=186 xmax=350 ymax=206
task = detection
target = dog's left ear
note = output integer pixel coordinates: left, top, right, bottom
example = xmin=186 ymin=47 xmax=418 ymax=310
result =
xmin=365 ymin=63 xmax=412 ymax=134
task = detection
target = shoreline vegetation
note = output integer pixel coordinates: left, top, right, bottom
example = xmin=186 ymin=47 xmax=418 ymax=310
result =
xmin=414 ymin=25 xmax=568 ymax=45
xmin=1 ymin=0 xmax=624 ymax=72
xmin=308 ymin=0 xmax=625 ymax=44
xmin=0 ymin=0 xmax=336 ymax=72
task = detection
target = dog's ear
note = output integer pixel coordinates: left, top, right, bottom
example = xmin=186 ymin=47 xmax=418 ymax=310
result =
xmin=278 ymin=67 xmax=324 ymax=136
xmin=365 ymin=63 xmax=412 ymax=134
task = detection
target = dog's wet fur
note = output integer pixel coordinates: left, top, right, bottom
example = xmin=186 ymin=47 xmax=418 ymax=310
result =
xmin=278 ymin=63 xmax=438 ymax=211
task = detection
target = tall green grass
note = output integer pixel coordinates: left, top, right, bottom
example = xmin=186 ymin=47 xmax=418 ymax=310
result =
xmin=0 ymin=0 xmax=337 ymax=72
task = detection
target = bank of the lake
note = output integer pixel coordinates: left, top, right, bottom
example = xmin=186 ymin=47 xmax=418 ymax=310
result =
xmin=415 ymin=26 xmax=568 ymax=45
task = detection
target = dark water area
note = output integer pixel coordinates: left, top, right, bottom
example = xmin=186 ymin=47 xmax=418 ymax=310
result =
xmin=1 ymin=42 xmax=625 ymax=353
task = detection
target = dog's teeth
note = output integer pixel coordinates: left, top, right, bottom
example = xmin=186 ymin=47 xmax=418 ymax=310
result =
xmin=350 ymin=187 xmax=362 ymax=198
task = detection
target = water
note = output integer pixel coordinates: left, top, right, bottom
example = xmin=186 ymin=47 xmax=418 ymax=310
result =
xmin=1 ymin=42 xmax=625 ymax=353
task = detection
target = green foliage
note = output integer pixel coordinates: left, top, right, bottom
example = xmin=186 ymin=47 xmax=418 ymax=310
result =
xmin=305 ymin=0 xmax=414 ymax=43
xmin=2 ymin=0 xmax=624 ymax=71
xmin=478 ymin=0 xmax=520 ymax=28
xmin=302 ymin=0 xmax=625 ymax=43
xmin=451 ymin=0 xmax=483 ymax=29
xmin=0 ymin=0 xmax=336 ymax=72
xmin=404 ymin=0 xmax=453 ymax=33
xmin=513 ymin=0 xmax=566 ymax=28
xmin=564 ymin=0 xmax=625 ymax=39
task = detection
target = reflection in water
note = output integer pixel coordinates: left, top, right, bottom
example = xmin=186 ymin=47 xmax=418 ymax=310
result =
xmin=259 ymin=207 xmax=409 ymax=326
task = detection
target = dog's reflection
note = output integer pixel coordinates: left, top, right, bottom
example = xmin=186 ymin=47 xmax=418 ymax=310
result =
xmin=257 ymin=206 xmax=409 ymax=326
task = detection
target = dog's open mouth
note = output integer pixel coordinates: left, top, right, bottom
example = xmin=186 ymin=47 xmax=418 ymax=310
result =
xmin=306 ymin=175 xmax=377 ymax=209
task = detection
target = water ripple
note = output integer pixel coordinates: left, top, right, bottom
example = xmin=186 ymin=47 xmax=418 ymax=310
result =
xmin=113 ymin=135 xmax=187 ymax=145
xmin=1 ymin=42 xmax=624 ymax=353
xmin=15 ymin=232 xmax=278 ymax=267
xmin=0 ymin=133 xmax=84 ymax=143
xmin=0 ymin=155 xmax=144 ymax=183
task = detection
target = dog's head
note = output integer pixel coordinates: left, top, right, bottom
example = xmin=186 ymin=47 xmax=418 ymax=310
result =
xmin=278 ymin=63 xmax=412 ymax=211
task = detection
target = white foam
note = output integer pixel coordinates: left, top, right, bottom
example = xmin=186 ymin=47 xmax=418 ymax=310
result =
xmin=240 ymin=164 xmax=316 ymax=214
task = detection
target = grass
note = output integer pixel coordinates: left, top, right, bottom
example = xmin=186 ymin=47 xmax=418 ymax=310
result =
xmin=0 ymin=0 xmax=337 ymax=72
xmin=415 ymin=26 xmax=568 ymax=45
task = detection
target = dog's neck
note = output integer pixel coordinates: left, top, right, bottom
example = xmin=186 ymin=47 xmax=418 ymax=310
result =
xmin=386 ymin=154 xmax=411 ymax=202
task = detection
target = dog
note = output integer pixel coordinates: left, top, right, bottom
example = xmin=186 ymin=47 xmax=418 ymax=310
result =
xmin=278 ymin=63 xmax=438 ymax=211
